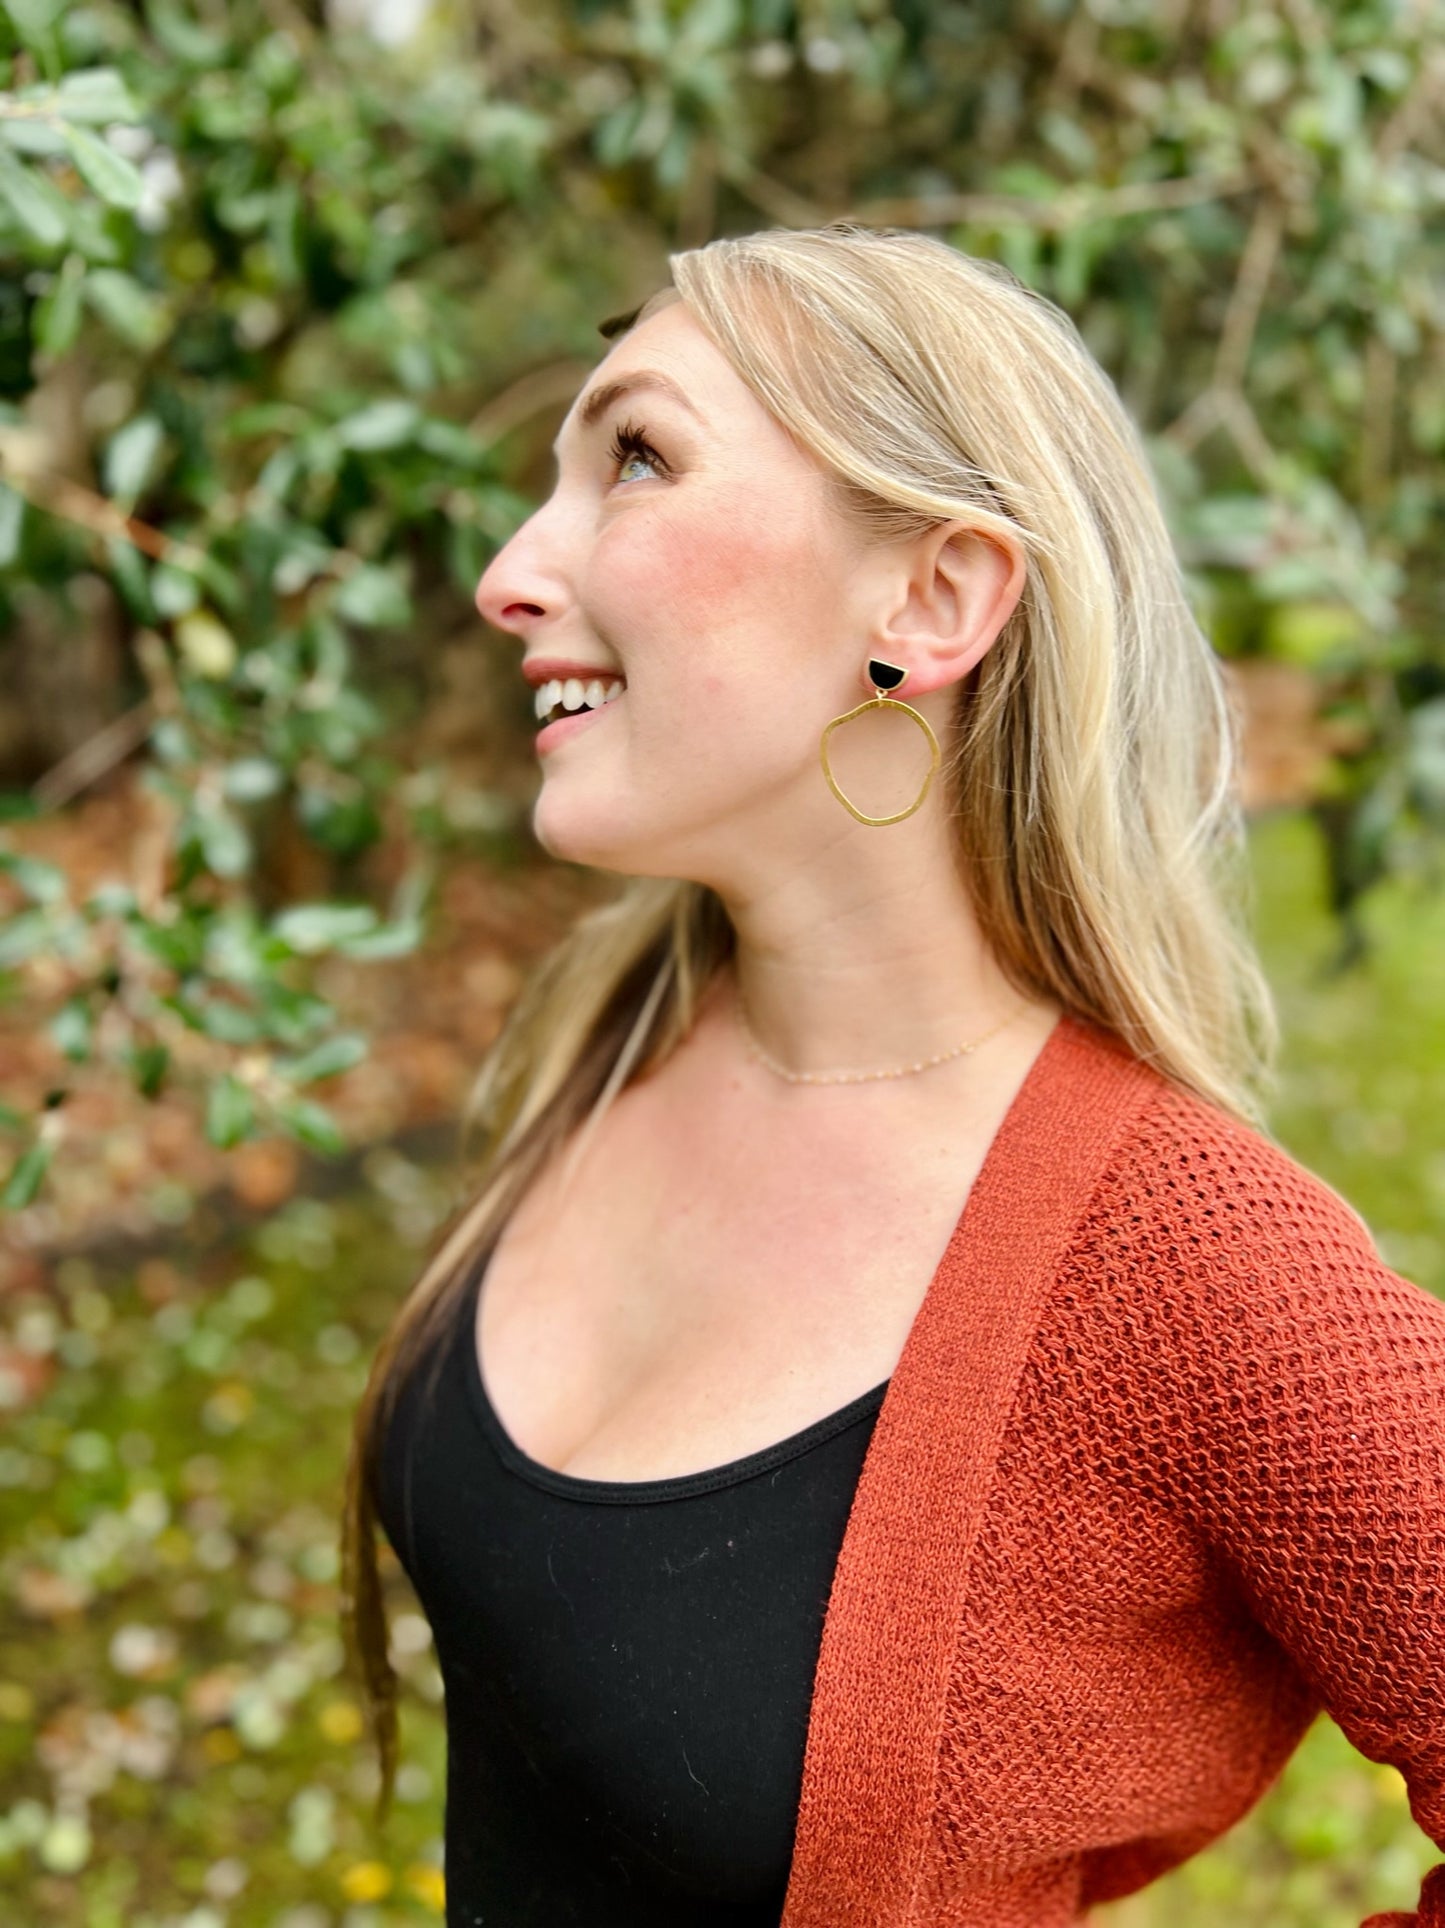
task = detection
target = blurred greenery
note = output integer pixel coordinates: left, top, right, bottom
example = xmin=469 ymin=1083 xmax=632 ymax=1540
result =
xmin=0 ymin=1150 xmax=460 ymax=1925
xmin=0 ymin=806 xmax=1441 ymax=1924
xmin=2 ymin=0 xmax=1445 ymax=1204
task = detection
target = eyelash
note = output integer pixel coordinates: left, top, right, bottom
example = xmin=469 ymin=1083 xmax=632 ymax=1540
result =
xmin=606 ymin=418 xmax=667 ymax=483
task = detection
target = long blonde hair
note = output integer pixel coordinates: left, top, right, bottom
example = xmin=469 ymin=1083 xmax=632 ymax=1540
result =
xmin=340 ymin=222 xmax=1278 ymax=1820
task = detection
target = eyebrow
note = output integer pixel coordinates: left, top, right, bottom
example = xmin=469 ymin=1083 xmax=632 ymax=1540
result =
xmin=551 ymin=371 xmax=704 ymax=459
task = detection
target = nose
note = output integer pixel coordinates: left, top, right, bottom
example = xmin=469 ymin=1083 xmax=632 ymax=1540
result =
xmin=474 ymin=536 xmax=548 ymax=640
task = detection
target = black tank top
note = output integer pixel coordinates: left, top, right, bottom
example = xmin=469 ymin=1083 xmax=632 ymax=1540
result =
xmin=373 ymin=1246 xmax=889 ymax=1927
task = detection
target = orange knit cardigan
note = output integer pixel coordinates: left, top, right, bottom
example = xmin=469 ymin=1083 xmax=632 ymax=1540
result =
xmin=776 ymin=1013 xmax=1445 ymax=1927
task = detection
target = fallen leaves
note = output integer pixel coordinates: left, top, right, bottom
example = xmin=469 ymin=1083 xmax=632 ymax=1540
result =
xmin=15 ymin=1566 xmax=93 ymax=1619
xmin=0 ymin=1342 xmax=55 ymax=1414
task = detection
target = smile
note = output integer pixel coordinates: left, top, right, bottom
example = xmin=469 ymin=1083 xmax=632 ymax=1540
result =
xmin=534 ymin=675 xmax=626 ymax=727
xmin=535 ymin=681 xmax=625 ymax=754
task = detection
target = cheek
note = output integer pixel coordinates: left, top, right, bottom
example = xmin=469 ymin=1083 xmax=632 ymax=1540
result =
xmin=593 ymin=493 xmax=833 ymax=658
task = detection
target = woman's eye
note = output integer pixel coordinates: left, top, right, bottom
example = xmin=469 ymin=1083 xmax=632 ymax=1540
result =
xmin=606 ymin=420 xmax=666 ymax=484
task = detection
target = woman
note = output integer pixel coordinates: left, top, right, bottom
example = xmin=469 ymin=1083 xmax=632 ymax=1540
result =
xmin=342 ymin=225 xmax=1445 ymax=1927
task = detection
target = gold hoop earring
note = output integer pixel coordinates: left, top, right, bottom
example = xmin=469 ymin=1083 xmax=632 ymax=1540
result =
xmin=819 ymin=658 xmax=940 ymax=827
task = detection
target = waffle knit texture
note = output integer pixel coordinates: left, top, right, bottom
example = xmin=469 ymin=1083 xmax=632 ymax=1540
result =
xmin=776 ymin=1014 xmax=1445 ymax=1928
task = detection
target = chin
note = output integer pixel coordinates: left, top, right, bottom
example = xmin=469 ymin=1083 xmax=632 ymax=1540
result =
xmin=531 ymin=766 xmax=748 ymax=885
xmin=530 ymin=795 xmax=662 ymax=877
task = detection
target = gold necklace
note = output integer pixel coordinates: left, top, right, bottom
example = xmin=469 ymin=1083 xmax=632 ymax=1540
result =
xmin=733 ymin=980 xmax=1029 ymax=1086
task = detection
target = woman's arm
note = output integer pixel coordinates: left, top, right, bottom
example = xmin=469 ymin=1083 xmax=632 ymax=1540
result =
xmin=1147 ymin=1125 xmax=1445 ymax=1926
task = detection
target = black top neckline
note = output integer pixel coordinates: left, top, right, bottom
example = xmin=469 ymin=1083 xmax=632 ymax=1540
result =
xmin=460 ymin=1254 xmax=891 ymax=1507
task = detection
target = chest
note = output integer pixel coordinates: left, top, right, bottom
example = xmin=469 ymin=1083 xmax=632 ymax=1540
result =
xmin=475 ymin=1062 xmax=1006 ymax=1482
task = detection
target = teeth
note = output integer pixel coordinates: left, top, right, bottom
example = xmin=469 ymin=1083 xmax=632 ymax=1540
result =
xmin=534 ymin=675 xmax=625 ymax=721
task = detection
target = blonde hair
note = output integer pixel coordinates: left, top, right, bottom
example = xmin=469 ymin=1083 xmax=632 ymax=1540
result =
xmin=340 ymin=222 xmax=1278 ymax=1820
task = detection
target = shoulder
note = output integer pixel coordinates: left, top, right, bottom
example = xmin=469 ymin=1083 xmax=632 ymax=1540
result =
xmin=1100 ymin=1069 xmax=1378 ymax=1264
xmin=1059 ymin=1059 xmax=1445 ymax=1379
xmin=1039 ymin=1013 xmax=1381 ymax=1274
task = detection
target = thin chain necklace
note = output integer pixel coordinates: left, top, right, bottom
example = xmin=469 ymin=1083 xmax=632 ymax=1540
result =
xmin=732 ymin=979 xmax=1029 ymax=1087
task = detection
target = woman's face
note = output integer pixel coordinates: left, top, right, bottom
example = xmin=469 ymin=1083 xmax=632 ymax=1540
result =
xmin=474 ymin=300 xmax=892 ymax=883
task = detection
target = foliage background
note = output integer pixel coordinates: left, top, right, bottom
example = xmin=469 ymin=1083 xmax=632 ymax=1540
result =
xmin=3 ymin=0 xmax=1445 ymax=1198
xmin=1 ymin=0 xmax=1443 ymax=1922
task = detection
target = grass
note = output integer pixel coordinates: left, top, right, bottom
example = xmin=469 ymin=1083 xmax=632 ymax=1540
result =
xmin=0 ymin=807 xmax=1441 ymax=1926
xmin=0 ymin=1180 xmax=456 ymax=1927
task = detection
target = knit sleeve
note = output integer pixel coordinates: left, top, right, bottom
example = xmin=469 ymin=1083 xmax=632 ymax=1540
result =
xmin=1126 ymin=1101 xmax=1445 ymax=1928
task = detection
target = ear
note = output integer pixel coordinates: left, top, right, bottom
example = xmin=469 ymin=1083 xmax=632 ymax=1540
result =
xmin=867 ymin=520 xmax=1028 ymax=693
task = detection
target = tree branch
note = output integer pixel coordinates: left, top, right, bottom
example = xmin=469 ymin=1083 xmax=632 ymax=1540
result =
xmin=1215 ymin=197 xmax=1283 ymax=393
xmin=845 ymin=169 xmax=1255 ymax=232
xmin=1376 ymin=45 xmax=1445 ymax=165
xmin=30 ymin=700 xmax=155 ymax=810
xmin=1162 ymin=195 xmax=1284 ymax=474
xmin=0 ymin=439 xmax=211 ymax=572
xmin=466 ymin=359 xmax=595 ymax=445
xmin=714 ymin=149 xmax=831 ymax=229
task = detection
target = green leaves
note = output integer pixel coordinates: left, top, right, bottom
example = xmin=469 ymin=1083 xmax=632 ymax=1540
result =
xmin=275 ymin=1033 xmax=368 ymax=1085
xmin=205 ymin=1073 xmax=254 ymax=1149
xmin=335 ymin=399 xmax=422 ymax=452
xmin=187 ymin=796 xmax=252 ymax=880
xmin=0 ymin=807 xmax=405 ymax=1201
xmin=125 ymin=1040 xmax=170 ymax=1100
xmin=0 ymin=908 xmax=53 ymax=969
xmin=83 ymin=270 xmax=170 ymax=353
xmin=0 ymin=849 xmax=67 ymax=904
xmin=0 ymin=65 xmax=146 ymax=248
xmin=331 ymin=563 xmax=413 ymax=629
xmin=46 ymin=68 xmax=143 ymax=124
xmin=0 ymin=145 xmax=70 ymax=246
xmin=48 ymin=998 xmax=93 ymax=1063
xmin=273 ymin=1096 xmax=346 ymax=1155
xmin=0 ymin=35 xmax=468 ymax=1218
xmin=62 ymin=124 xmax=144 ymax=208
xmin=1 ymin=1140 xmax=53 ymax=1210
xmin=102 ymin=415 xmax=167 ymax=503
xmin=174 ymin=612 xmax=239 ymax=681
xmin=269 ymin=902 xmax=407 ymax=957
xmin=0 ymin=482 xmax=23 ymax=566
xmin=204 ymin=1075 xmax=349 ymax=1155
xmin=1404 ymin=699 xmax=1445 ymax=825
xmin=222 ymin=757 xmax=286 ymax=804
xmin=32 ymin=251 xmax=85 ymax=355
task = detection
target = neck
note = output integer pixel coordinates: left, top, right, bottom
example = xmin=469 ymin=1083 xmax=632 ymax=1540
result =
xmin=712 ymin=842 xmax=1045 ymax=1084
